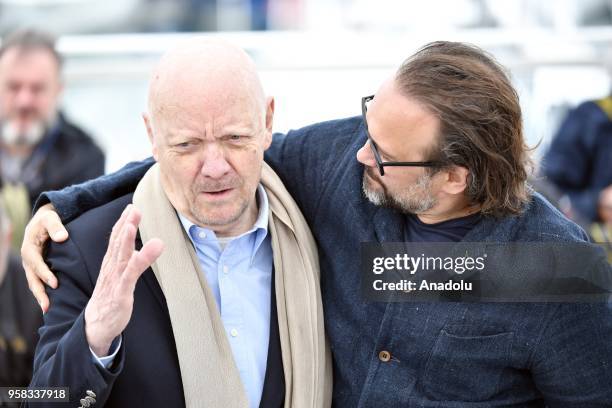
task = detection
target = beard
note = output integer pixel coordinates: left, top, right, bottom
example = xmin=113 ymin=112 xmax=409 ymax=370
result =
xmin=0 ymin=118 xmax=47 ymax=147
xmin=362 ymin=168 xmax=437 ymax=214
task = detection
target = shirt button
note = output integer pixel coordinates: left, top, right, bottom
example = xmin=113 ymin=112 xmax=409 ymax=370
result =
xmin=378 ymin=350 xmax=391 ymax=362
xmin=230 ymin=328 xmax=238 ymax=337
xmin=198 ymin=231 xmax=206 ymax=239
xmin=223 ymin=265 xmax=229 ymax=274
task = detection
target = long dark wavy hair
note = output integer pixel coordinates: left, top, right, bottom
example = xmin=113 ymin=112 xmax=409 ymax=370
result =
xmin=396 ymin=41 xmax=533 ymax=217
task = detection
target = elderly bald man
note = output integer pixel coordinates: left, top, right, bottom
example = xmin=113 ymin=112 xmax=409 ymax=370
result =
xmin=27 ymin=40 xmax=331 ymax=408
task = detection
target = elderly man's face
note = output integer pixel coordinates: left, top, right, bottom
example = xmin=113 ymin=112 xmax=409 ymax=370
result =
xmin=0 ymin=48 xmax=61 ymax=146
xmin=146 ymin=90 xmax=273 ymax=236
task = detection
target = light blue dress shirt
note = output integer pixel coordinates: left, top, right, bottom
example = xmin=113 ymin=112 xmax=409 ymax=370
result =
xmin=91 ymin=185 xmax=273 ymax=408
xmin=90 ymin=336 xmax=121 ymax=368
xmin=178 ymin=184 xmax=273 ymax=408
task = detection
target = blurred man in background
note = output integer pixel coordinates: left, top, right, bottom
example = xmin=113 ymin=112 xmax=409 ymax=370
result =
xmin=0 ymin=200 xmax=42 ymax=388
xmin=543 ymin=96 xmax=612 ymax=227
xmin=0 ymin=29 xmax=105 ymax=250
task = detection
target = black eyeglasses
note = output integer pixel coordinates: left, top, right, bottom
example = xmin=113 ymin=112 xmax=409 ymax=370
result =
xmin=361 ymin=95 xmax=443 ymax=176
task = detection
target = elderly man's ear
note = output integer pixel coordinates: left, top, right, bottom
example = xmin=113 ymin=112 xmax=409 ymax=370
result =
xmin=142 ymin=113 xmax=159 ymax=161
xmin=263 ymin=96 xmax=275 ymax=150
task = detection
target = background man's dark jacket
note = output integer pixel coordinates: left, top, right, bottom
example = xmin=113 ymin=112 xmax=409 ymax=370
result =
xmin=0 ymin=253 xmax=42 ymax=387
xmin=543 ymin=98 xmax=612 ymax=222
xmin=41 ymin=116 xmax=612 ymax=407
xmin=24 ymin=113 xmax=105 ymax=204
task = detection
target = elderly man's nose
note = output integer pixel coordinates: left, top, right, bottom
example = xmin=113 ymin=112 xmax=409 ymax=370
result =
xmin=200 ymin=145 xmax=232 ymax=178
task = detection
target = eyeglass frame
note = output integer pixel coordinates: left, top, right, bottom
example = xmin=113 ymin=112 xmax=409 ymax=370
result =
xmin=361 ymin=95 xmax=444 ymax=176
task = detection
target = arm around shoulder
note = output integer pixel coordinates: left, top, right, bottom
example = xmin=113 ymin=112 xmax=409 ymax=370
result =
xmin=34 ymin=157 xmax=155 ymax=224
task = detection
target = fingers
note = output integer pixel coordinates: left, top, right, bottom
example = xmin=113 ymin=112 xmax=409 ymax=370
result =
xmin=100 ymin=205 xmax=145 ymax=286
xmin=108 ymin=205 xmax=132 ymax=261
xmin=101 ymin=204 xmax=133 ymax=273
xmin=116 ymin=222 xmax=136 ymax=266
xmin=109 ymin=204 xmax=132 ymax=245
xmin=111 ymin=206 xmax=141 ymax=270
xmin=25 ymin=267 xmax=50 ymax=313
xmin=113 ymin=207 xmax=140 ymax=261
xmin=21 ymin=204 xmax=62 ymax=305
xmin=121 ymin=238 xmax=164 ymax=290
xmin=21 ymin=243 xmax=58 ymax=288
xmin=40 ymin=205 xmax=68 ymax=243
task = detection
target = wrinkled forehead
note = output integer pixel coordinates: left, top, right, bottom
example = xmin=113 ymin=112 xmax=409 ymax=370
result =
xmin=147 ymin=41 xmax=266 ymax=129
xmin=149 ymin=79 xmax=265 ymax=136
xmin=151 ymin=67 xmax=260 ymax=110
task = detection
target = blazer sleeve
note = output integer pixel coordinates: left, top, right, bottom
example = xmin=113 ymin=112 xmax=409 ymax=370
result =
xmin=28 ymin=237 xmax=125 ymax=407
xmin=33 ymin=157 xmax=155 ymax=224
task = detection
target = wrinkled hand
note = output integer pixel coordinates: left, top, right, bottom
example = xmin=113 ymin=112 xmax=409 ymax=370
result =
xmin=21 ymin=203 xmax=69 ymax=313
xmin=85 ymin=204 xmax=163 ymax=356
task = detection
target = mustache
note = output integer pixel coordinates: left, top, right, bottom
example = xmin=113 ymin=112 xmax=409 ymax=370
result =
xmin=193 ymin=177 xmax=241 ymax=193
xmin=8 ymin=107 xmax=56 ymax=122
xmin=17 ymin=107 xmax=39 ymax=116
xmin=364 ymin=167 xmax=381 ymax=183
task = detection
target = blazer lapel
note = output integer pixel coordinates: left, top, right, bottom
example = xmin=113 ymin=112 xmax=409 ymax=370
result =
xmin=136 ymin=232 xmax=167 ymax=312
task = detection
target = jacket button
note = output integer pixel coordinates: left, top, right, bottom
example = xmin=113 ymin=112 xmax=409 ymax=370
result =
xmin=378 ymin=350 xmax=391 ymax=362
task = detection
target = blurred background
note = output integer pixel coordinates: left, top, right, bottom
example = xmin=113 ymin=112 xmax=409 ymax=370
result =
xmin=0 ymin=0 xmax=610 ymax=171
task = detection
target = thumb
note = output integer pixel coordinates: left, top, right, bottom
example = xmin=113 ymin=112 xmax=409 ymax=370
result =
xmin=46 ymin=212 xmax=69 ymax=242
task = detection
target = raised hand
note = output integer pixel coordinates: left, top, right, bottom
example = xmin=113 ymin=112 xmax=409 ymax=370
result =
xmin=84 ymin=204 xmax=163 ymax=356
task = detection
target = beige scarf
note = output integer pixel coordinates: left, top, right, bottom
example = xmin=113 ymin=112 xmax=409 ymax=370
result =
xmin=133 ymin=163 xmax=331 ymax=408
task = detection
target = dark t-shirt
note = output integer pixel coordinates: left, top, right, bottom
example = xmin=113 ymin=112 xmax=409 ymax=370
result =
xmin=404 ymin=212 xmax=482 ymax=243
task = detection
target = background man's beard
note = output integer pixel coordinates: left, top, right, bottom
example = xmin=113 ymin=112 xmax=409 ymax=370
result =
xmin=362 ymin=170 xmax=437 ymax=214
xmin=1 ymin=119 xmax=46 ymax=147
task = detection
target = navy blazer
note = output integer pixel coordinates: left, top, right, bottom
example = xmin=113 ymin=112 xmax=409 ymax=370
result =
xmin=30 ymin=193 xmax=284 ymax=407
xmin=21 ymin=112 xmax=105 ymax=205
xmin=41 ymin=116 xmax=612 ymax=407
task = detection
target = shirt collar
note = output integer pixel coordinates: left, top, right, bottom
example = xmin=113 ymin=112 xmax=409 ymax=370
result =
xmin=178 ymin=184 xmax=269 ymax=254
